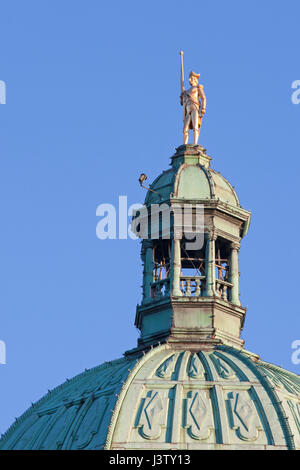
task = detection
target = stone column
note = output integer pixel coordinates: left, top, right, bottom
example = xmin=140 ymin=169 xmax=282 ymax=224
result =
xmin=171 ymin=238 xmax=182 ymax=296
xmin=229 ymin=242 xmax=241 ymax=306
xmin=142 ymin=240 xmax=153 ymax=304
xmin=205 ymin=232 xmax=216 ymax=297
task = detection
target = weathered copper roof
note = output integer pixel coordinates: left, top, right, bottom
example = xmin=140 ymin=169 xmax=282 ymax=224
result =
xmin=1 ymin=344 xmax=299 ymax=450
xmin=145 ymin=145 xmax=240 ymax=208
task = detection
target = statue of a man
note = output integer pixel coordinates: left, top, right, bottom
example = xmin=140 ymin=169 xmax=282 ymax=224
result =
xmin=180 ymin=53 xmax=206 ymax=145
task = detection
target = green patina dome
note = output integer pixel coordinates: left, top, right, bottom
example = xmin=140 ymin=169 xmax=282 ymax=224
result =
xmin=145 ymin=145 xmax=240 ymax=208
xmin=1 ymin=144 xmax=299 ymax=450
xmin=1 ymin=345 xmax=299 ymax=450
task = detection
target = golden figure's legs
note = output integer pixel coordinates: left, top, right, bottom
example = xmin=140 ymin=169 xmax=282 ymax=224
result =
xmin=191 ymin=108 xmax=199 ymax=129
xmin=183 ymin=113 xmax=191 ymax=145
xmin=191 ymin=108 xmax=200 ymax=145
xmin=183 ymin=107 xmax=200 ymax=145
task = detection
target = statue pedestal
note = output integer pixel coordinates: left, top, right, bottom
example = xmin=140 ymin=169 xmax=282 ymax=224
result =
xmin=171 ymin=144 xmax=212 ymax=169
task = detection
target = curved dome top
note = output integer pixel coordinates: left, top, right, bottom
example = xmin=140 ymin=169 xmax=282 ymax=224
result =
xmin=0 ymin=356 xmax=137 ymax=450
xmin=1 ymin=344 xmax=299 ymax=450
xmin=145 ymin=146 xmax=240 ymax=207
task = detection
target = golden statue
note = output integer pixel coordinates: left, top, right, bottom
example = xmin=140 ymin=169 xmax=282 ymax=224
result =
xmin=180 ymin=51 xmax=206 ymax=145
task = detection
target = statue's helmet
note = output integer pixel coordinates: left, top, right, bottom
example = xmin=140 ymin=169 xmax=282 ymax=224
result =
xmin=189 ymin=71 xmax=200 ymax=79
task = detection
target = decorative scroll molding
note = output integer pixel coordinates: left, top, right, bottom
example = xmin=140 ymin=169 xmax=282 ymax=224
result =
xmin=188 ymin=354 xmax=205 ymax=379
xmin=156 ymin=354 xmax=176 ymax=379
xmin=185 ymin=391 xmax=213 ymax=440
xmin=212 ymin=356 xmax=237 ymax=381
xmin=228 ymin=391 xmax=262 ymax=442
xmin=138 ymin=391 xmax=167 ymax=440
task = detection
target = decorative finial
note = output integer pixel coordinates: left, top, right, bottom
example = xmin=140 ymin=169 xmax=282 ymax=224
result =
xmin=179 ymin=51 xmax=206 ymax=145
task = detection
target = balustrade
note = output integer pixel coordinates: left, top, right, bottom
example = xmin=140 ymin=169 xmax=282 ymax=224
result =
xmin=215 ymin=279 xmax=233 ymax=301
xmin=150 ymin=278 xmax=170 ymax=300
xmin=180 ymin=276 xmax=205 ymax=297
xmin=150 ymin=276 xmax=234 ymax=302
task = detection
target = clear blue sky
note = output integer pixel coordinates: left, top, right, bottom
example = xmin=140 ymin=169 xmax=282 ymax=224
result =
xmin=0 ymin=0 xmax=299 ymax=434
